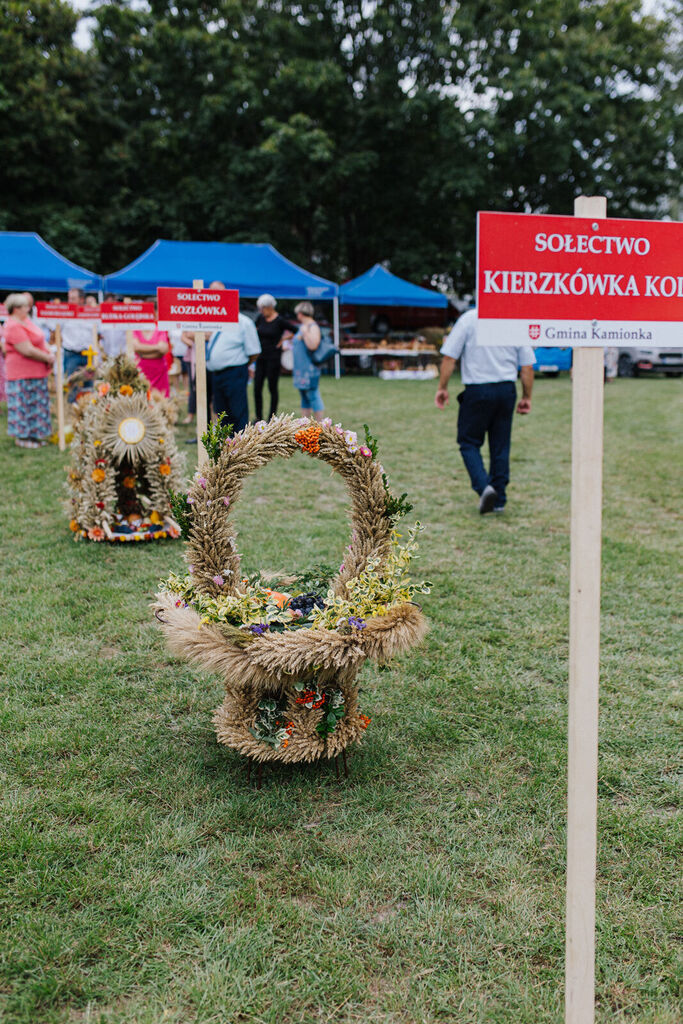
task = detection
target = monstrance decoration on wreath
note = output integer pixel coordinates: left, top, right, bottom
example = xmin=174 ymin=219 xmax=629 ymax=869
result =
xmin=155 ymin=414 xmax=431 ymax=771
xmin=67 ymin=355 xmax=185 ymax=542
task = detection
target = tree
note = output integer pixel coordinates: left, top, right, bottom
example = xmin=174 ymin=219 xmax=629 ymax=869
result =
xmin=0 ymin=1 xmax=101 ymax=266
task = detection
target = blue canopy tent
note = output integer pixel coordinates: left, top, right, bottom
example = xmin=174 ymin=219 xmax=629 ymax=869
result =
xmin=104 ymin=238 xmax=341 ymax=375
xmin=339 ymin=263 xmax=447 ymax=308
xmin=0 ymin=232 xmax=102 ymax=292
xmin=103 ymin=240 xmax=338 ymax=300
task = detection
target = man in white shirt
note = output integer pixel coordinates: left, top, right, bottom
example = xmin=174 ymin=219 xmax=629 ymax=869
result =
xmin=205 ymin=281 xmax=261 ymax=432
xmin=60 ymin=287 xmax=96 ymax=375
xmin=435 ymin=306 xmax=534 ymax=513
xmin=59 ymin=287 xmax=100 ymax=401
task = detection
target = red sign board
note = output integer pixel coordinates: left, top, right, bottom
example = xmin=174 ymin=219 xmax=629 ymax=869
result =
xmin=35 ymin=301 xmax=77 ymax=320
xmin=75 ymin=305 xmax=101 ymax=319
xmin=477 ymin=212 xmax=683 ymax=347
xmin=100 ymin=301 xmax=156 ymax=331
xmin=156 ymin=287 xmax=239 ymax=331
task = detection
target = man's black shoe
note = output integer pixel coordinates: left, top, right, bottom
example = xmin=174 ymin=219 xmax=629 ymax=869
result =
xmin=479 ymin=484 xmax=498 ymax=514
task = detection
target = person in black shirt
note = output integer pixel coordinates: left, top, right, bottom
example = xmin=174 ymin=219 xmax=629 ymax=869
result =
xmin=253 ymin=294 xmax=295 ymax=421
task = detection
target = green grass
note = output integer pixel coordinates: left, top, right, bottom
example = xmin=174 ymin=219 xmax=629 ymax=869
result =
xmin=0 ymin=374 xmax=680 ymax=1024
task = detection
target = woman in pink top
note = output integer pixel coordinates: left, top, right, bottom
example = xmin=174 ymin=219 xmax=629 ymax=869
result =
xmin=0 ymin=320 xmax=7 ymax=404
xmin=3 ymin=293 xmax=54 ymax=448
xmin=132 ymin=318 xmax=171 ymax=398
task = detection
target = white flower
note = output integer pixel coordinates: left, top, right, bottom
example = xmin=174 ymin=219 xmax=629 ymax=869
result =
xmin=344 ymin=430 xmax=358 ymax=446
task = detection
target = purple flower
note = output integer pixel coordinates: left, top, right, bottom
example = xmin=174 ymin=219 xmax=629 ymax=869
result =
xmin=212 ymin=574 xmax=225 ymax=587
xmin=348 ymin=616 xmax=366 ymax=630
xmin=249 ymin=622 xmax=270 ymax=635
xmin=188 ymin=564 xmax=194 ymax=573
xmin=198 ymin=476 xmax=207 ymax=490
xmin=187 ymin=496 xmax=195 ymax=505
xmin=222 ymin=496 xmax=231 ymax=507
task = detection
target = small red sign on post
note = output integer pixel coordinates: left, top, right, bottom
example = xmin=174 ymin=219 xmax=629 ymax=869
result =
xmin=35 ymin=301 xmax=78 ymax=321
xmin=100 ymin=301 xmax=157 ymax=331
xmin=75 ymin=305 xmax=101 ymax=320
xmin=156 ymin=287 xmax=239 ymax=331
xmin=477 ymin=212 xmax=683 ymax=347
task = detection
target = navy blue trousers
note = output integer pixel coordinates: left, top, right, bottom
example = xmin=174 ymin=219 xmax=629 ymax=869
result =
xmin=210 ymin=363 xmax=249 ymax=433
xmin=456 ymin=381 xmax=517 ymax=506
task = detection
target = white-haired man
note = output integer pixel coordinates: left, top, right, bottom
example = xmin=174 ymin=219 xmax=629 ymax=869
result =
xmin=205 ymin=281 xmax=261 ymax=432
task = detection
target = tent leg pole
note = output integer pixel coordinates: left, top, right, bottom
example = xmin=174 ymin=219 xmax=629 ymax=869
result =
xmin=333 ymin=296 xmax=341 ymax=380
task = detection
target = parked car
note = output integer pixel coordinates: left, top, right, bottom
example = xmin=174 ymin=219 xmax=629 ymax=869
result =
xmin=532 ymin=347 xmax=572 ymax=376
xmin=618 ymin=347 xmax=683 ymax=377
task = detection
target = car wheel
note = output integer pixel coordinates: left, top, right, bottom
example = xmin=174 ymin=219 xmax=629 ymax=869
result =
xmin=665 ymin=371 xmax=682 ymax=378
xmin=545 ymin=371 xmax=560 ymax=378
xmin=618 ymin=353 xmax=634 ymax=377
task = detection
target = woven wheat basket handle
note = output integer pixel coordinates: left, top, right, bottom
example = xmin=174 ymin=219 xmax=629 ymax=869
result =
xmin=183 ymin=417 xmax=394 ymax=600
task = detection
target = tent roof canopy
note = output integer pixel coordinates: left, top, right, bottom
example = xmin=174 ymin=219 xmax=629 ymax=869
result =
xmin=103 ymin=240 xmax=338 ymax=299
xmin=0 ymin=232 xmax=102 ymax=292
xmin=339 ymin=263 xmax=447 ymax=307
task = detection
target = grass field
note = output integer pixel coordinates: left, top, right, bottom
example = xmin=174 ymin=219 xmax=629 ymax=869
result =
xmin=1 ymin=373 xmax=680 ymax=1024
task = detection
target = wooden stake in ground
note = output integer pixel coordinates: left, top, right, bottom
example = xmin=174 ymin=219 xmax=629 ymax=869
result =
xmin=54 ymin=323 xmax=66 ymax=452
xmin=125 ymin=330 xmax=134 ymax=359
xmin=565 ymin=194 xmax=607 ymax=1024
xmin=192 ymin=278 xmax=209 ymax=465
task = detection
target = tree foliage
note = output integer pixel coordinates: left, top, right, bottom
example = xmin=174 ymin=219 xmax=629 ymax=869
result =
xmin=1 ymin=0 xmax=679 ymax=289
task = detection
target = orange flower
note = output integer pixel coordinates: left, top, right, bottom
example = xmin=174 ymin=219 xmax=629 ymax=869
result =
xmin=119 ymin=384 xmax=133 ymax=396
xmin=87 ymin=526 xmax=105 ymax=542
xmin=91 ymin=468 xmax=106 ymax=483
xmin=167 ymin=524 xmax=180 ymax=539
xmin=159 ymin=463 xmax=171 ymax=476
xmin=122 ymin=475 xmax=136 ymax=489
xmin=69 ymin=519 xmax=80 ymax=532
xmin=359 ymin=714 xmax=371 ymax=729
xmin=93 ymin=439 xmax=102 ymax=447
xmin=158 ymin=438 xmax=165 ymax=445
xmin=97 ymin=383 xmax=110 ymax=397
xmin=149 ymin=510 xmax=163 ymax=525
xmin=295 ymin=424 xmax=322 ymax=454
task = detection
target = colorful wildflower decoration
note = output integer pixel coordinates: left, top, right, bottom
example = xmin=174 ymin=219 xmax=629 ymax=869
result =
xmin=155 ymin=414 xmax=429 ymax=769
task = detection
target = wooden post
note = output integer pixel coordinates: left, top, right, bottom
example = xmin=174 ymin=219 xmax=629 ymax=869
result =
xmin=193 ymin=278 xmax=209 ymax=465
xmin=565 ymin=194 xmax=606 ymax=1024
xmin=54 ymin=323 xmax=66 ymax=452
xmin=126 ymin=330 xmax=134 ymax=359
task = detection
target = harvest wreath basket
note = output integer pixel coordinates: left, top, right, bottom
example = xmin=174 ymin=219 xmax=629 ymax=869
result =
xmin=154 ymin=415 xmax=430 ymax=771
xmin=67 ymin=356 xmax=185 ymax=542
